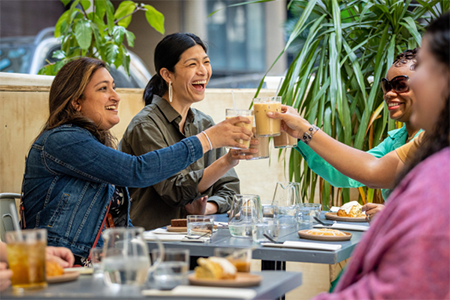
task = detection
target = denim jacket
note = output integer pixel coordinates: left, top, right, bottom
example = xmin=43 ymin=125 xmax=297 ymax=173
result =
xmin=23 ymin=124 xmax=203 ymax=257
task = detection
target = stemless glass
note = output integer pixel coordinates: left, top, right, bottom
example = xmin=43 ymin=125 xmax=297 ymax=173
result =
xmin=272 ymin=182 xmax=300 ymax=227
xmin=228 ymin=194 xmax=262 ymax=238
xmin=102 ymin=227 xmax=163 ymax=287
xmin=151 ymin=249 xmax=189 ymax=290
xmin=253 ymin=96 xmax=282 ymax=137
xmin=225 ymin=108 xmax=253 ymax=149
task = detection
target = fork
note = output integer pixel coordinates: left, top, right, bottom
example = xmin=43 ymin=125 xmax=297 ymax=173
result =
xmin=263 ymin=234 xmax=284 ymax=244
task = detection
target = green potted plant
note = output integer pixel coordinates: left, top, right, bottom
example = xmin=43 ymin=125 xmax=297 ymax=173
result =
xmin=39 ymin=0 xmax=164 ymax=76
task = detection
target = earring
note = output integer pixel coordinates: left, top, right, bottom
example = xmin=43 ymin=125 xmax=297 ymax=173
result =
xmin=169 ymin=81 xmax=173 ymax=103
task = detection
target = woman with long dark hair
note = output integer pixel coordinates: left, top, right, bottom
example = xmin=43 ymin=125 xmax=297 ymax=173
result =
xmin=120 ymin=33 xmax=256 ymax=230
xmin=22 ymin=57 xmax=252 ymax=264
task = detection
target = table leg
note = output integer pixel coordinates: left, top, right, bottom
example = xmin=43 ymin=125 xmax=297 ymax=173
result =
xmin=261 ymin=260 xmax=286 ymax=300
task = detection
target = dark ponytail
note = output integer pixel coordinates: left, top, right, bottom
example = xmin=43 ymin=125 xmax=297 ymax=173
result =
xmin=144 ymin=33 xmax=207 ymax=105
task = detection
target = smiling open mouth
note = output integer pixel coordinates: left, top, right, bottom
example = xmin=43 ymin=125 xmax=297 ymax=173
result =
xmin=192 ymin=80 xmax=207 ymax=91
xmin=388 ymin=102 xmax=403 ymax=110
xmin=105 ymin=105 xmax=117 ymax=110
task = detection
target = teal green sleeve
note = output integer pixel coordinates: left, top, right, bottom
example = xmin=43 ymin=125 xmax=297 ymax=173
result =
xmin=294 ymin=138 xmax=391 ymax=188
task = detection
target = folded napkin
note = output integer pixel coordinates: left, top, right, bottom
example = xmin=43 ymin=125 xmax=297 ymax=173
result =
xmin=143 ymin=232 xmax=209 ymax=243
xmin=313 ymin=223 xmax=369 ymax=231
xmin=142 ymin=286 xmax=256 ymax=299
xmin=261 ymin=241 xmax=341 ymax=251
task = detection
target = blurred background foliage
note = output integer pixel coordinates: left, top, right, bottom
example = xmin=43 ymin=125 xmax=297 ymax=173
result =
xmin=38 ymin=0 xmax=164 ymax=76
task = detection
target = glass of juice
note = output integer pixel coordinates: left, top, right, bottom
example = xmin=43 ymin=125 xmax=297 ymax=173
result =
xmin=225 ymin=108 xmax=253 ymax=149
xmin=253 ymin=96 xmax=282 ymax=137
xmin=6 ymin=229 xmax=47 ymax=292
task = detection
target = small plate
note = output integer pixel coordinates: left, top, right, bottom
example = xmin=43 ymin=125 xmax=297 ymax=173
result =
xmin=298 ymin=229 xmax=352 ymax=241
xmin=166 ymin=226 xmax=188 ymax=232
xmin=47 ymin=271 xmax=80 ymax=284
xmin=188 ymin=273 xmax=262 ymax=287
xmin=324 ymin=212 xmax=367 ymax=222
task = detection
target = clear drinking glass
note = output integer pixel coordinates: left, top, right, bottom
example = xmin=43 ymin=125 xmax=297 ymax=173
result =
xmin=297 ymin=203 xmax=322 ymax=225
xmin=228 ymin=194 xmax=262 ymax=238
xmin=252 ymin=204 xmax=280 ymax=243
xmin=151 ymin=249 xmax=189 ymax=290
xmin=214 ymin=248 xmax=252 ymax=272
xmin=243 ymin=126 xmax=270 ymax=160
xmin=253 ymin=96 xmax=282 ymax=137
xmin=272 ymin=182 xmax=300 ymax=227
xmin=6 ymin=229 xmax=47 ymax=291
xmin=273 ymin=132 xmax=298 ymax=148
xmin=90 ymin=247 xmax=103 ymax=276
xmin=101 ymin=227 xmax=163 ymax=287
xmin=225 ymin=108 xmax=253 ymax=149
xmin=187 ymin=215 xmax=214 ymax=238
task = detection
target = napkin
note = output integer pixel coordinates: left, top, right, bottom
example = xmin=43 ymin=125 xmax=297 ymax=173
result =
xmin=142 ymin=286 xmax=256 ymax=299
xmin=143 ymin=232 xmax=210 ymax=243
xmin=313 ymin=224 xmax=369 ymax=231
xmin=261 ymin=241 xmax=342 ymax=251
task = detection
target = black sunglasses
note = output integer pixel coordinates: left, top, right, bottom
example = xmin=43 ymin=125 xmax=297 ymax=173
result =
xmin=381 ymin=75 xmax=410 ymax=94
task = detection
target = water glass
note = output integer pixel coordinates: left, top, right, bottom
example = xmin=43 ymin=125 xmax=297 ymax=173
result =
xmin=214 ymin=248 xmax=252 ymax=272
xmin=252 ymin=217 xmax=280 ymax=243
xmin=90 ymin=247 xmax=103 ymax=276
xmin=151 ymin=249 xmax=189 ymax=290
xmin=228 ymin=194 xmax=262 ymax=238
xmin=297 ymin=203 xmax=321 ymax=224
xmin=6 ymin=229 xmax=47 ymax=291
xmin=187 ymin=215 xmax=214 ymax=238
xmin=102 ymin=227 xmax=163 ymax=287
xmin=273 ymin=182 xmax=300 ymax=227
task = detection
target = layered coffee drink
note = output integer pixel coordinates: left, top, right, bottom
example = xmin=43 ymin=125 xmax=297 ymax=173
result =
xmin=225 ymin=109 xmax=253 ymax=149
xmin=273 ymin=132 xmax=298 ymax=148
xmin=253 ymin=97 xmax=281 ymax=137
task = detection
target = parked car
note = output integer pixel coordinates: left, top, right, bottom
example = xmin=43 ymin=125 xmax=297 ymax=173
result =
xmin=0 ymin=28 xmax=151 ymax=88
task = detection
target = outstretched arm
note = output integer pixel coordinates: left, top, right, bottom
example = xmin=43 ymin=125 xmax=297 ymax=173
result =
xmin=268 ymin=106 xmax=404 ymax=189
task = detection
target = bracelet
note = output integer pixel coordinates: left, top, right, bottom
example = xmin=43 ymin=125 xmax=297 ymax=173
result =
xmin=201 ymin=131 xmax=213 ymax=151
xmin=302 ymin=125 xmax=320 ymax=145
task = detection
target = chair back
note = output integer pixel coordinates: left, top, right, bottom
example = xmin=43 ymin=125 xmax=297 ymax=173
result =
xmin=0 ymin=193 xmax=21 ymax=241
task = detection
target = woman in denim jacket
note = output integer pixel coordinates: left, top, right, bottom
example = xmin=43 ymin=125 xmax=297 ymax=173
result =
xmin=22 ymin=57 xmax=252 ymax=264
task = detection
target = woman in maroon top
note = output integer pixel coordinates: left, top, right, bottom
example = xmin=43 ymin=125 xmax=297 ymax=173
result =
xmin=310 ymin=13 xmax=450 ymax=300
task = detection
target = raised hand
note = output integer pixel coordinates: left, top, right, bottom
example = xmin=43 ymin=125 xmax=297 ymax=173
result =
xmin=203 ymin=116 xmax=253 ymax=149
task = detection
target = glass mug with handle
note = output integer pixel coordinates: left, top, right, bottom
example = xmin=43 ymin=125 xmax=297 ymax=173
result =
xmin=102 ymin=227 xmax=164 ymax=287
xmin=228 ymin=194 xmax=262 ymax=238
xmin=272 ymin=182 xmax=301 ymax=227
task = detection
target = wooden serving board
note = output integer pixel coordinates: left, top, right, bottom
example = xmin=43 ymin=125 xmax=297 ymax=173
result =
xmin=47 ymin=271 xmax=80 ymax=284
xmin=298 ymin=229 xmax=352 ymax=241
xmin=324 ymin=212 xmax=367 ymax=222
xmin=188 ymin=273 xmax=262 ymax=287
xmin=166 ymin=226 xmax=187 ymax=232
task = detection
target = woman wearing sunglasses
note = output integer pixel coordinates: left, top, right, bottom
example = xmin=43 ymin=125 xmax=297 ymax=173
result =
xmin=294 ymin=49 xmax=422 ymax=219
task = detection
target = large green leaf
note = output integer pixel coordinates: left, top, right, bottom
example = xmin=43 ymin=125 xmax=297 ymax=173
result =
xmin=94 ymin=0 xmax=107 ymax=20
xmin=55 ymin=10 xmax=71 ymax=38
xmin=105 ymin=43 xmax=119 ymax=63
xmin=112 ymin=26 xmax=126 ymax=45
xmin=74 ymin=19 xmax=92 ymax=50
xmin=105 ymin=0 xmax=115 ymax=34
xmin=114 ymin=1 xmax=136 ymax=28
xmin=144 ymin=5 xmax=165 ymax=34
xmin=80 ymin=0 xmax=90 ymax=10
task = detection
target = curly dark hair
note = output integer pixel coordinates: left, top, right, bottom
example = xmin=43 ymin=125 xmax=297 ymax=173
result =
xmin=393 ymin=48 xmax=419 ymax=70
xmin=395 ymin=13 xmax=450 ymax=186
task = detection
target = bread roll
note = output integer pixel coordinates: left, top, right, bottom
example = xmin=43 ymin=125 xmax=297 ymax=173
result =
xmin=46 ymin=260 xmax=64 ymax=277
xmin=337 ymin=201 xmax=364 ymax=218
xmin=194 ymin=257 xmax=237 ymax=280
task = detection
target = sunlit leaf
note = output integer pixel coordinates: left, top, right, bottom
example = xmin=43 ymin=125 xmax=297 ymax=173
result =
xmin=144 ymin=5 xmax=165 ymax=34
xmin=112 ymin=26 xmax=126 ymax=44
xmin=80 ymin=0 xmax=90 ymax=10
xmin=55 ymin=10 xmax=70 ymax=38
xmin=125 ymin=30 xmax=135 ymax=47
xmin=74 ymin=19 xmax=92 ymax=50
xmin=114 ymin=1 xmax=136 ymax=28
xmin=105 ymin=0 xmax=115 ymax=34
xmin=94 ymin=0 xmax=107 ymax=20
xmin=105 ymin=43 xmax=119 ymax=63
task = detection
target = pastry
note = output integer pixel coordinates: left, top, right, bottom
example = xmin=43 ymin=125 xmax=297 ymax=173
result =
xmin=337 ymin=201 xmax=365 ymax=218
xmin=305 ymin=228 xmax=347 ymax=237
xmin=171 ymin=219 xmax=187 ymax=227
xmin=194 ymin=257 xmax=237 ymax=280
xmin=46 ymin=260 xmax=64 ymax=277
